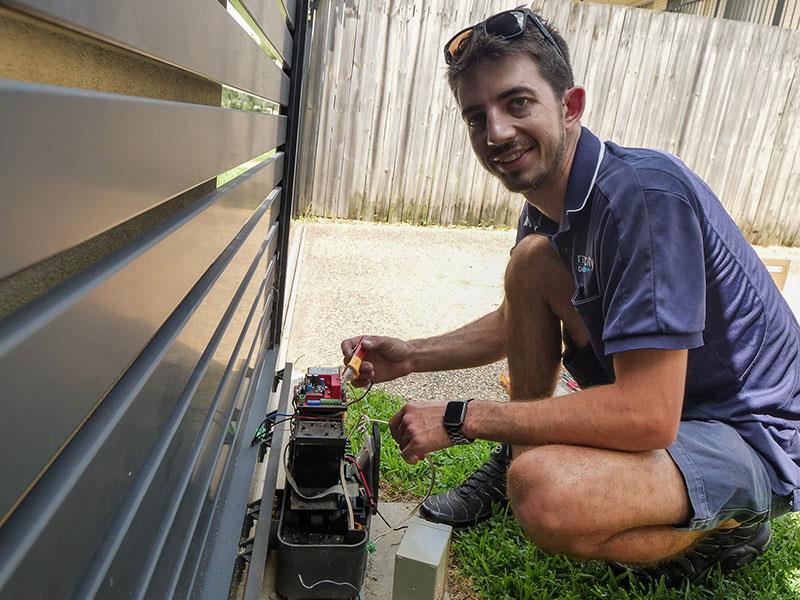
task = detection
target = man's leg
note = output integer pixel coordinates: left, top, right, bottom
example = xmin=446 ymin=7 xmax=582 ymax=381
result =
xmin=502 ymin=238 xmax=773 ymax=574
xmin=507 ymin=421 xmax=776 ymax=583
xmin=507 ymin=444 xmax=700 ymax=563
xmin=502 ymin=234 xmax=590 ymax=403
xmin=501 ymin=236 xmax=701 ymax=562
xmin=421 ymin=234 xmax=592 ymax=526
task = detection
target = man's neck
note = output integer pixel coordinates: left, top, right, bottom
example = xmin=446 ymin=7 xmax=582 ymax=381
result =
xmin=523 ymin=128 xmax=581 ymax=224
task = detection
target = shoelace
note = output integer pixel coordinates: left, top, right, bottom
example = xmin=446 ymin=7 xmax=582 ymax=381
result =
xmin=458 ymin=456 xmax=508 ymax=492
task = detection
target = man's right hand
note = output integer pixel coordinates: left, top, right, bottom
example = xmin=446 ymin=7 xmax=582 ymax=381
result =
xmin=341 ymin=335 xmax=414 ymax=387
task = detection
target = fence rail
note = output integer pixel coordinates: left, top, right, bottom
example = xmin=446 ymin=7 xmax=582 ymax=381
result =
xmin=297 ymin=0 xmax=800 ymax=245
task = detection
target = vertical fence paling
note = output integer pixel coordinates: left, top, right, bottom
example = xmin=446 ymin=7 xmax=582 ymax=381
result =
xmin=297 ymin=0 xmax=800 ymax=245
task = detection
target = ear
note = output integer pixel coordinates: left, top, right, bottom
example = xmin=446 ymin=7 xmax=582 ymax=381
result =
xmin=562 ymin=86 xmax=586 ymax=128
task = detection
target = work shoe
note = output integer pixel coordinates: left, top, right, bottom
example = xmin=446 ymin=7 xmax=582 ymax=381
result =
xmin=613 ymin=520 xmax=772 ymax=587
xmin=420 ymin=444 xmax=510 ymax=528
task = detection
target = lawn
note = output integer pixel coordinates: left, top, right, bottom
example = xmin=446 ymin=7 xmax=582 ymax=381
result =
xmin=347 ymin=387 xmax=800 ymax=600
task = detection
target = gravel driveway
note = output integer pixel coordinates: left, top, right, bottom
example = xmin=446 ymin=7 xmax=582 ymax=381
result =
xmin=284 ymin=219 xmax=800 ymax=404
xmin=284 ymin=219 xmax=518 ymax=403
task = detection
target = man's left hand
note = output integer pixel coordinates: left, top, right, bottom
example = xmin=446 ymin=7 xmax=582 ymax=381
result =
xmin=389 ymin=401 xmax=452 ymax=464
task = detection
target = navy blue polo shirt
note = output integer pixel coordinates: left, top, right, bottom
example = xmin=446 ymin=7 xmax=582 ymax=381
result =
xmin=516 ymin=127 xmax=800 ymax=509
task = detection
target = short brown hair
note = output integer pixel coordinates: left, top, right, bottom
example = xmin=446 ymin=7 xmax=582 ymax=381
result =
xmin=446 ymin=16 xmax=574 ymax=99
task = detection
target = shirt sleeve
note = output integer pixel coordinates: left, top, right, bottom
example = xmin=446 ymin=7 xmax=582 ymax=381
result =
xmin=599 ymin=187 xmax=706 ymax=355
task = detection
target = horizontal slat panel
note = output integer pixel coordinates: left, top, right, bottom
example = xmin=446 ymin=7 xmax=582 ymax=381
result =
xmin=241 ymin=0 xmax=294 ymax=65
xmin=77 ymin=244 xmax=277 ymax=600
xmin=240 ymin=360 xmax=292 ymax=600
xmin=186 ymin=344 xmax=281 ymax=600
xmin=280 ymin=0 xmax=296 ymax=30
xmin=0 ymin=0 xmax=290 ymax=103
xmin=151 ymin=299 xmax=277 ymax=600
xmin=0 ymin=80 xmax=286 ymax=279
xmin=0 ymin=205 xmax=280 ymax=600
xmin=97 ymin=251 xmax=278 ymax=600
xmin=0 ymin=159 xmax=284 ymax=522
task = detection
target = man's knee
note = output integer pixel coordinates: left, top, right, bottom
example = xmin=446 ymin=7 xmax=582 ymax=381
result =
xmin=505 ymin=235 xmax=556 ymax=294
xmin=508 ymin=446 xmax=588 ymax=554
xmin=505 ymin=235 xmax=573 ymax=305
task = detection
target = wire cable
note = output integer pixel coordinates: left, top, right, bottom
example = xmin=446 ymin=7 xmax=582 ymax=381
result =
xmin=375 ymin=507 xmax=393 ymax=529
xmin=298 ymin=574 xmax=359 ymax=593
xmin=344 ymin=455 xmax=375 ymax=508
xmin=372 ymin=455 xmax=436 ymax=544
xmin=346 ymin=382 xmax=373 ymax=407
xmin=282 ymin=444 xmax=344 ymax=500
xmin=340 ymin=458 xmax=355 ymax=530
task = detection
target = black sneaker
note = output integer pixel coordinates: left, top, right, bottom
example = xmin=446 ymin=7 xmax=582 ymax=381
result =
xmin=420 ymin=444 xmax=510 ymax=528
xmin=613 ymin=521 xmax=772 ymax=587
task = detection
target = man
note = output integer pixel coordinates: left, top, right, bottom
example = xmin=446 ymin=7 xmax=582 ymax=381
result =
xmin=341 ymin=7 xmax=800 ymax=583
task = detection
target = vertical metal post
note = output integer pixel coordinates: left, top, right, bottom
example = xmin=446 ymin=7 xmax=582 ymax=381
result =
xmin=271 ymin=0 xmax=311 ymax=349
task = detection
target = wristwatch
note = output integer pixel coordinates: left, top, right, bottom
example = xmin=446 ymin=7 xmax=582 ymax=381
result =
xmin=443 ymin=399 xmax=474 ymax=445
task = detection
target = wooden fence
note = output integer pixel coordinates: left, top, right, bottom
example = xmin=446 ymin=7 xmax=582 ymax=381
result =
xmin=665 ymin=0 xmax=800 ymax=30
xmin=296 ymin=0 xmax=800 ymax=245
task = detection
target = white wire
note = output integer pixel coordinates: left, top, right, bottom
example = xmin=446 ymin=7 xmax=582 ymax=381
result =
xmin=340 ymin=458 xmax=355 ymax=530
xmin=283 ymin=443 xmax=344 ymax=500
xmin=347 ymin=413 xmax=388 ymax=441
xmin=372 ymin=455 xmax=436 ymax=544
xmin=298 ymin=573 xmax=359 ymax=592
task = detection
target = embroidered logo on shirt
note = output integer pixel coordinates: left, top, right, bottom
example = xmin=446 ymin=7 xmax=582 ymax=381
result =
xmin=524 ymin=215 xmax=532 ymax=228
xmin=576 ymin=255 xmax=594 ymax=273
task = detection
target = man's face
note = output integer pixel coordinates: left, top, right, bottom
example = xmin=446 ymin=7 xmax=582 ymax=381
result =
xmin=456 ymin=54 xmax=567 ymax=195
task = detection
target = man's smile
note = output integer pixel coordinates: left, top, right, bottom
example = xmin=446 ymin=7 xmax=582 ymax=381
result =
xmin=491 ymin=145 xmax=534 ymax=172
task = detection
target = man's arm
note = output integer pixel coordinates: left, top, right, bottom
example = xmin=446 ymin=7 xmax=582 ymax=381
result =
xmin=390 ymin=347 xmax=687 ymax=463
xmin=341 ymin=303 xmax=507 ymax=385
xmin=408 ymin=303 xmax=507 ymax=372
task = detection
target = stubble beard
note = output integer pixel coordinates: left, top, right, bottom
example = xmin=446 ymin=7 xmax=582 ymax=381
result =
xmin=500 ymin=125 xmax=566 ymax=195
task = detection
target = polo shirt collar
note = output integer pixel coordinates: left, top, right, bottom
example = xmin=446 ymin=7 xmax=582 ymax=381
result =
xmin=557 ymin=127 xmax=605 ymax=235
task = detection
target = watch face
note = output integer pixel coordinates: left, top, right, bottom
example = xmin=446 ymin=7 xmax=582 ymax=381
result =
xmin=443 ymin=401 xmax=467 ymax=426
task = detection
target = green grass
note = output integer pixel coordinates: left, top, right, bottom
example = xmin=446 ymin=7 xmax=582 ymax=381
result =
xmin=348 ymin=386 xmax=800 ymax=599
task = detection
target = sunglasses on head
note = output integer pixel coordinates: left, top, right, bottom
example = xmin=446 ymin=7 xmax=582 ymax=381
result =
xmin=444 ymin=8 xmax=566 ymax=65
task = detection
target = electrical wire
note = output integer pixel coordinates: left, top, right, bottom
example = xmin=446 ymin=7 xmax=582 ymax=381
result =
xmin=374 ymin=507 xmax=395 ymax=530
xmin=345 ymin=382 xmax=373 ymax=406
xmin=282 ymin=444 xmax=345 ymax=500
xmin=340 ymin=458 xmax=355 ymax=530
xmin=347 ymin=412 xmax=388 ymax=442
xmin=250 ymin=416 xmax=294 ymax=446
xmin=297 ymin=574 xmax=359 ymax=592
xmin=372 ymin=455 xmax=436 ymax=544
xmin=344 ymin=455 xmax=375 ymax=508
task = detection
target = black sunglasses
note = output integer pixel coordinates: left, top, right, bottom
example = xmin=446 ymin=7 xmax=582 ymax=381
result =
xmin=443 ymin=8 xmax=566 ymax=65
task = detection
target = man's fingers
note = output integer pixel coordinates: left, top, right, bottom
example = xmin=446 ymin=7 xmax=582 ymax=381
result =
xmin=359 ymin=362 xmax=374 ymax=378
xmin=389 ymin=410 xmax=402 ymax=438
xmin=341 ymin=337 xmax=359 ymax=361
xmin=402 ymin=449 xmax=421 ymax=465
xmin=351 ymin=375 xmax=372 ymax=388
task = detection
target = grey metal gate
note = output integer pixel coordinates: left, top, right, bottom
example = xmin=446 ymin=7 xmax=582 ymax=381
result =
xmin=0 ymin=1 xmax=310 ymax=598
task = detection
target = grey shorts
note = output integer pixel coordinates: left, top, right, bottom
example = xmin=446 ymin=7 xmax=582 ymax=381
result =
xmin=668 ymin=420 xmax=792 ymax=530
xmin=562 ymin=342 xmax=792 ymax=531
